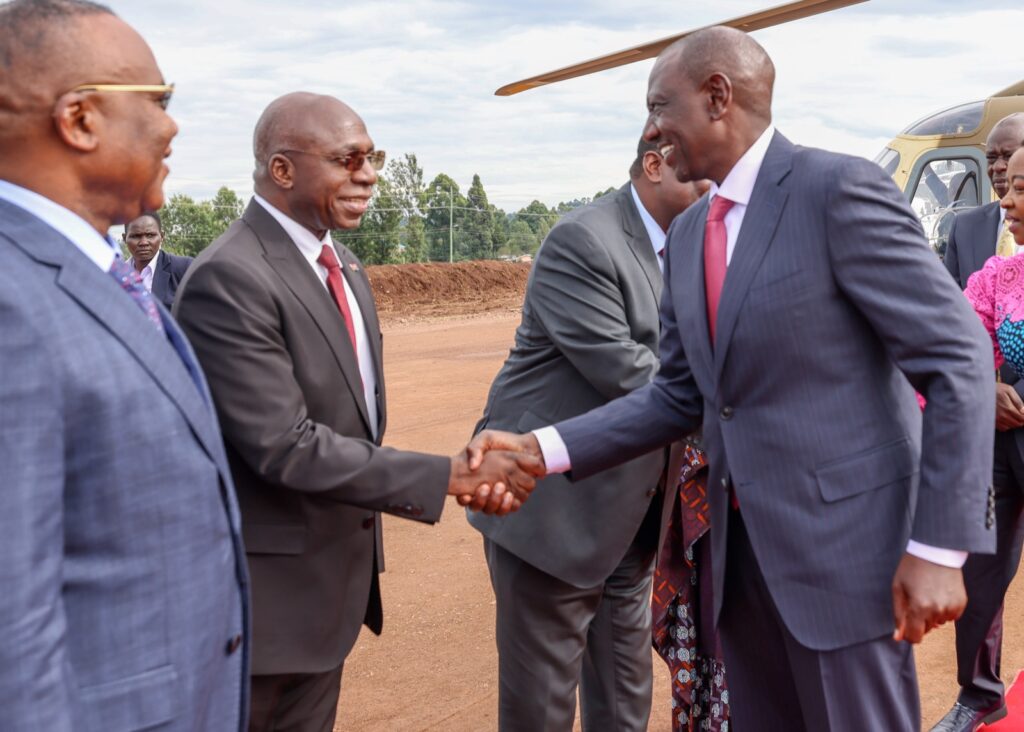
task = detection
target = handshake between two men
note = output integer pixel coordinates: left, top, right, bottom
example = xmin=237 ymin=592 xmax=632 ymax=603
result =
xmin=448 ymin=431 xmax=546 ymax=516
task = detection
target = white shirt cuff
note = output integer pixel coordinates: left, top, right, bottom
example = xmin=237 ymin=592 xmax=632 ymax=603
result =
xmin=532 ymin=426 xmax=571 ymax=474
xmin=905 ymin=540 xmax=968 ymax=568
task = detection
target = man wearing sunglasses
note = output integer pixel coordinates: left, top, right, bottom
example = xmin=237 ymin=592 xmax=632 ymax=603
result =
xmin=0 ymin=1 xmax=248 ymax=731
xmin=173 ymin=92 xmax=541 ymax=732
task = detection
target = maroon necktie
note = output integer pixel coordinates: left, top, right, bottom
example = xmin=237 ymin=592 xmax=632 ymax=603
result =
xmin=704 ymin=196 xmax=735 ymax=343
xmin=317 ymin=244 xmax=359 ymax=364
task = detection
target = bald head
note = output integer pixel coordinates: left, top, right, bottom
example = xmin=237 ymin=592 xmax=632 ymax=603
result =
xmin=253 ymin=92 xmax=364 ymax=178
xmin=642 ymin=26 xmax=775 ymax=185
xmin=252 ymin=92 xmax=378 ymax=235
xmin=661 ymin=26 xmax=775 ymax=124
xmin=987 ymin=113 xmax=1024 ymax=198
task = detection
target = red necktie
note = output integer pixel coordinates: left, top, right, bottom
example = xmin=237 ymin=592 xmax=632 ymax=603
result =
xmin=317 ymin=244 xmax=360 ymax=364
xmin=704 ymin=196 xmax=735 ymax=343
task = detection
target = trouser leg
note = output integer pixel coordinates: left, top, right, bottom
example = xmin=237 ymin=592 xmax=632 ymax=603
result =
xmin=248 ymin=665 xmax=343 ymax=732
xmin=485 ymin=538 xmax=602 ymax=732
xmin=578 ymin=533 xmax=656 ymax=732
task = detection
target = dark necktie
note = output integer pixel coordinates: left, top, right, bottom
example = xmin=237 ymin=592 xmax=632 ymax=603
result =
xmin=109 ymin=257 xmax=164 ymax=333
xmin=704 ymin=196 xmax=735 ymax=343
xmin=317 ymin=244 xmax=360 ymax=364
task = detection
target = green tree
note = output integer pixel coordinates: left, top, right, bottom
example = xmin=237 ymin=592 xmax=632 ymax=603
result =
xmin=423 ymin=173 xmax=465 ymax=261
xmin=388 ymin=154 xmax=428 ymax=263
xmin=159 ymin=188 xmax=243 ymax=257
xmin=463 ymin=174 xmax=494 ymax=259
xmin=507 ymin=219 xmax=536 ymax=255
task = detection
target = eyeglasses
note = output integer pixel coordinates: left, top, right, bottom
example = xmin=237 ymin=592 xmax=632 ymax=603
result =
xmin=276 ymin=148 xmax=386 ymax=172
xmin=68 ymin=83 xmax=175 ymax=110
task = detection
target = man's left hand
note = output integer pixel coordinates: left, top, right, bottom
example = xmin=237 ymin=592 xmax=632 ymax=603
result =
xmin=891 ymin=552 xmax=966 ymax=644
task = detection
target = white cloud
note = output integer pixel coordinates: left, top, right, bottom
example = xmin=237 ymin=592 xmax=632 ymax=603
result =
xmin=112 ymin=1 xmax=1024 ymax=211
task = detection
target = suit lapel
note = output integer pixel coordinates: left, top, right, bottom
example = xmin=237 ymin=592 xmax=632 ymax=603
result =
xmin=151 ymin=250 xmax=171 ymax=303
xmin=244 ymin=202 xmax=374 ymax=435
xmin=974 ymin=203 xmax=1001 ymax=274
xmin=713 ymin=133 xmax=792 ymax=379
xmin=49 ymin=246 xmax=224 ymax=466
xmin=616 ymin=184 xmax=663 ymax=304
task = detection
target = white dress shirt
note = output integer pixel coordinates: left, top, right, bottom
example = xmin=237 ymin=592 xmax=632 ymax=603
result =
xmin=535 ymin=131 xmax=966 ymax=568
xmin=253 ymin=194 xmax=380 ymax=438
xmin=136 ymin=250 xmax=159 ymax=292
xmin=0 ymin=179 xmax=118 ymax=270
xmin=629 ymin=183 xmax=666 ymax=272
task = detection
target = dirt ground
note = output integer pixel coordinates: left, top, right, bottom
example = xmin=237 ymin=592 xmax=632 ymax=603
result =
xmin=333 ymin=310 xmax=1024 ymax=731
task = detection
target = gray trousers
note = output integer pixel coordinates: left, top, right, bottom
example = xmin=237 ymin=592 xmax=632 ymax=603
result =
xmin=720 ymin=510 xmax=919 ymax=731
xmin=484 ymin=534 xmax=656 ymax=732
xmin=248 ymin=664 xmax=343 ymax=732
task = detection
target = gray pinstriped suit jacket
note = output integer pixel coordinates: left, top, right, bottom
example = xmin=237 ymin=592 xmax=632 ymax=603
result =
xmin=556 ymin=132 xmax=997 ymax=651
xmin=0 ymin=199 xmax=249 ymax=731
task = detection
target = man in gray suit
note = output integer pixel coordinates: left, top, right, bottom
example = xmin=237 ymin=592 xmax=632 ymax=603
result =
xmin=469 ymin=141 xmax=706 ymax=730
xmin=933 ymin=113 xmax=1024 ymax=732
xmin=0 ymin=1 xmax=248 ymax=730
xmin=469 ymin=27 xmax=996 ymax=730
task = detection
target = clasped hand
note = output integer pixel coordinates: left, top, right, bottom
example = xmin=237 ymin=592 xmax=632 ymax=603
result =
xmin=448 ymin=430 xmax=547 ymax=516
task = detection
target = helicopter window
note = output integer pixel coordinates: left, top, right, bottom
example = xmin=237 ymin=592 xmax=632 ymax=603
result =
xmin=903 ymin=101 xmax=984 ymax=137
xmin=874 ymin=148 xmax=900 ymax=176
xmin=910 ymin=158 xmax=981 ymax=257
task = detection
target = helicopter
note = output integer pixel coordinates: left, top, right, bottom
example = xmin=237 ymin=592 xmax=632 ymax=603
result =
xmin=495 ymin=0 xmax=1024 ymax=254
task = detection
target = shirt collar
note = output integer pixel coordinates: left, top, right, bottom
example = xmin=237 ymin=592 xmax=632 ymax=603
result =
xmin=253 ymin=193 xmax=331 ymax=265
xmin=709 ymin=124 xmax=776 ymax=208
xmin=0 ymin=179 xmax=119 ymax=270
xmin=629 ymin=182 xmax=666 ymax=258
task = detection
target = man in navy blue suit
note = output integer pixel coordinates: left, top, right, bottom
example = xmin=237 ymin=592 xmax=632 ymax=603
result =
xmin=469 ymin=26 xmax=995 ymax=731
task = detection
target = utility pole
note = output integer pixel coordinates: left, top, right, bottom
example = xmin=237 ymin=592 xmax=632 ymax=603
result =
xmin=448 ymin=186 xmax=454 ymax=263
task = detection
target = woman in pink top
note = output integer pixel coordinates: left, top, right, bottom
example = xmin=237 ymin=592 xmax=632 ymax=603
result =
xmin=966 ymin=148 xmax=1024 ymax=378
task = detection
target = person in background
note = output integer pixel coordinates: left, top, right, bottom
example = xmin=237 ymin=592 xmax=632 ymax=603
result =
xmin=943 ymin=144 xmax=1024 ymax=732
xmin=124 ymin=210 xmax=193 ymax=309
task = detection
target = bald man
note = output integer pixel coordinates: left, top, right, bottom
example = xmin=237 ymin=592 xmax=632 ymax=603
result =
xmin=173 ymin=93 xmax=539 ymax=731
xmin=0 ymin=1 xmax=248 ymax=730
xmin=933 ymin=113 xmax=1024 ymax=732
xmin=469 ymin=27 xmax=995 ymax=730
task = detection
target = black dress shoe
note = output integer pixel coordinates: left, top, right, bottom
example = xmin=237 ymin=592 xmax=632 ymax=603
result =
xmin=929 ymin=702 xmax=1008 ymax=732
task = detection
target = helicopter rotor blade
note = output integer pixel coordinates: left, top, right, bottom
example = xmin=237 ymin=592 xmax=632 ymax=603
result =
xmin=495 ymin=0 xmax=868 ymax=96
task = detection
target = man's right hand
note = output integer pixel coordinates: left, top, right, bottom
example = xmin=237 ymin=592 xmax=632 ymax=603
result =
xmin=995 ymin=382 xmax=1024 ymax=431
xmin=449 ymin=448 xmax=544 ymax=515
xmin=465 ymin=429 xmax=546 ymax=472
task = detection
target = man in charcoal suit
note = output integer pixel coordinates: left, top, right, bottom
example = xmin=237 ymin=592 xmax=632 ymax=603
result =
xmin=933 ymin=113 xmax=1024 ymax=732
xmin=469 ymin=139 xmax=707 ymax=730
xmin=174 ymin=92 xmax=538 ymax=732
xmin=469 ymin=27 xmax=996 ymax=731
xmin=0 ymin=1 xmax=248 ymax=730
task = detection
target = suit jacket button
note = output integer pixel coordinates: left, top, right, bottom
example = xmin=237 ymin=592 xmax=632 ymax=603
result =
xmin=721 ymin=478 xmax=728 ymax=488
xmin=225 ymin=634 xmax=242 ymax=656
xmin=646 ymin=487 xmax=657 ymax=497
xmin=362 ymin=516 xmax=374 ymax=529
xmin=720 ymin=406 xmax=733 ymax=420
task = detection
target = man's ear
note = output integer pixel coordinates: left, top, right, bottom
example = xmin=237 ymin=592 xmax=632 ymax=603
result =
xmin=267 ymin=154 xmax=296 ymax=190
xmin=52 ymin=94 xmax=101 ymax=152
xmin=705 ymin=72 xmax=733 ymax=121
xmin=642 ymin=151 xmax=663 ymax=184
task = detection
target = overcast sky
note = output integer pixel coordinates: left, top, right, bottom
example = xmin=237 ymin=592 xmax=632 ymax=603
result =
xmin=117 ymin=1 xmax=1023 ymax=211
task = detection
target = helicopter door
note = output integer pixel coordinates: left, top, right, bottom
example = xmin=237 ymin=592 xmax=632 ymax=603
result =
xmin=904 ymin=147 xmax=987 ymax=257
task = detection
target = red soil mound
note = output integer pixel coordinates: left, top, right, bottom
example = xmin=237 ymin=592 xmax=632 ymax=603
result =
xmin=366 ymin=261 xmax=531 ymax=322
